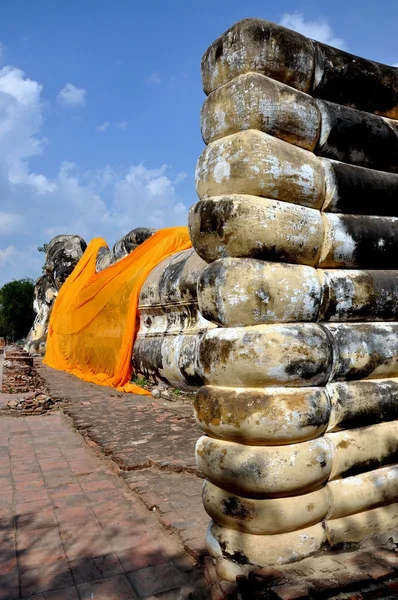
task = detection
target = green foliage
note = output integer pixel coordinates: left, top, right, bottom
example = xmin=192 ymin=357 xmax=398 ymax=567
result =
xmin=132 ymin=375 xmax=150 ymax=386
xmin=38 ymin=242 xmax=49 ymax=272
xmin=37 ymin=243 xmax=49 ymax=253
xmin=0 ymin=278 xmax=35 ymax=341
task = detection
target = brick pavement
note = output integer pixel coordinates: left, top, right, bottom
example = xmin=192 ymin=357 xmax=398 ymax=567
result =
xmin=35 ymin=361 xmax=209 ymax=560
xmin=0 ymin=413 xmax=208 ymax=599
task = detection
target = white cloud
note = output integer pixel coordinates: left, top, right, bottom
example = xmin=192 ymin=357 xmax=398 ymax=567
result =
xmin=146 ymin=71 xmax=161 ymax=85
xmin=58 ymin=83 xmax=87 ymax=107
xmin=0 ymin=212 xmax=22 ymax=234
xmin=280 ymin=13 xmax=347 ymax=50
xmin=174 ymin=171 xmax=187 ymax=185
xmin=393 ymin=63 xmax=398 ymax=68
xmin=0 ymin=63 xmax=189 ymax=286
xmin=96 ymin=121 xmax=110 ymax=133
xmin=96 ymin=121 xmax=127 ymax=132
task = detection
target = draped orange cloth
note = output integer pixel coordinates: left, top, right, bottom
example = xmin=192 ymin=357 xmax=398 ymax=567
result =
xmin=44 ymin=227 xmax=192 ymax=394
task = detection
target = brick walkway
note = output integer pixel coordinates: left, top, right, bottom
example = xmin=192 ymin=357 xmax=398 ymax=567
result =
xmin=35 ymin=361 xmax=208 ymax=560
xmin=0 ymin=413 xmax=208 ymax=599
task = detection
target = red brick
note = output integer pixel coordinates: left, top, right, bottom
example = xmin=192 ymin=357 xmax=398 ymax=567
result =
xmin=69 ymin=553 xmax=123 ymax=584
xmin=52 ymin=492 xmax=89 ymax=509
xmin=0 ymin=551 xmax=17 ymax=576
xmin=16 ymin=499 xmax=53 ymax=515
xmin=13 ymin=471 xmax=45 ymax=483
xmin=210 ymin=582 xmax=228 ymax=600
xmin=106 ymin=528 xmax=152 ymax=553
xmin=51 ymin=483 xmax=81 ymax=498
xmin=39 ymin=460 xmax=70 ymax=471
xmin=377 ymin=551 xmax=398 ymax=567
xmin=249 ymin=567 xmax=285 ymax=584
xmin=19 ymin=546 xmax=66 ymax=572
xmin=17 ymin=526 xmax=62 ymax=551
xmin=126 ymin=562 xmax=186 ymax=597
xmin=204 ymin=556 xmax=218 ymax=588
xmin=17 ymin=510 xmax=58 ymax=530
xmin=15 ymin=479 xmax=45 ymax=492
xmin=43 ymin=469 xmax=73 ymax=481
xmin=63 ymin=532 xmax=113 ymax=561
xmin=54 ymin=505 xmax=93 ymax=524
xmin=0 ymin=574 xmax=19 ymax=600
xmin=68 ymin=460 xmax=98 ymax=475
xmin=80 ymin=479 xmax=116 ymax=492
xmin=220 ymin=580 xmax=237 ymax=597
xmin=40 ymin=587 xmax=79 ymax=599
xmin=20 ymin=561 xmax=74 ymax=595
xmin=78 ymin=575 xmax=138 ymax=600
xmin=116 ymin=542 xmax=171 ymax=572
xmin=384 ymin=578 xmax=398 ymax=594
xmin=17 ymin=489 xmax=50 ymax=504
xmin=271 ymin=582 xmax=311 ymax=600
xmin=86 ymin=488 xmax=121 ymax=505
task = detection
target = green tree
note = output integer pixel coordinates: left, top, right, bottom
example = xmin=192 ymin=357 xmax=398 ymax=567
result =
xmin=0 ymin=278 xmax=35 ymax=341
xmin=38 ymin=243 xmax=48 ymax=253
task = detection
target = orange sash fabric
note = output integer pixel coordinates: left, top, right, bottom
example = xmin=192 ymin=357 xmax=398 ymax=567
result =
xmin=44 ymin=227 xmax=192 ymax=394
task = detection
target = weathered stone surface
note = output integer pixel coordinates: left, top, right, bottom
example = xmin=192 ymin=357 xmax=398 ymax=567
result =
xmin=198 ymin=259 xmax=398 ymax=325
xmin=133 ymin=248 xmax=215 ymax=387
xmin=202 ymin=18 xmax=398 ymax=119
xmin=322 ymin=158 xmax=398 ymax=216
xmin=202 ymin=480 xmax=329 ymax=535
xmin=313 ymin=41 xmax=398 ymax=119
xmin=198 ymin=258 xmax=321 ymax=326
xmin=189 ymin=196 xmax=323 ymax=266
xmin=196 ymin=17 xmax=398 ymax=583
xmin=96 ymin=227 xmax=156 ymax=272
xmin=319 ymin=213 xmax=398 ymax=268
xmin=139 ymin=248 xmax=206 ymax=306
xmin=25 ymin=234 xmax=87 ymax=355
xmin=196 ymin=436 xmax=332 ymax=497
xmin=316 ymin=100 xmax=398 ymax=172
xmin=201 ymin=73 xmax=320 ymax=150
xmin=327 ymin=420 xmax=398 ymax=479
xmin=194 ymin=386 xmax=330 ymax=445
xmin=208 ymin=521 xmax=326 ymax=573
xmin=201 ymin=18 xmax=315 ymax=95
xmin=45 ymin=234 xmax=87 ymax=289
xmin=24 ymin=274 xmax=58 ymax=355
xmin=325 ymin=502 xmax=398 ymax=545
xmin=133 ymin=334 xmax=204 ymax=389
xmin=324 ymin=323 xmax=398 ymax=381
xmin=318 ymin=269 xmax=398 ymax=321
xmin=196 ymin=130 xmax=325 ymax=209
xmin=198 ymin=324 xmax=333 ymax=387
xmin=327 ymin=378 xmax=398 ymax=431
xmin=328 ymin=465 xmax=398 ymax=519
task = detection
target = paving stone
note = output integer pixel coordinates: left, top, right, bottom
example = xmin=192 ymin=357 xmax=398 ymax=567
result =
xmin=0 ymin=411 xmax=207 ymax=599
xmin=36 ymin=361 xmax=208 ymax=558
xmin=69 ymin=553 xmax=124 ymax=584
xmin=127 ymin=562 xmax=187 ymax=597
xmin=25 ymin=588 xmax=79 ymax=600
xmin=271 ymin=582 xmax=311 ymax=599
xmin=20 ymin=561 xmax=74 ymax=596
xmin=77 ymin=575 xmax=138 ymax=599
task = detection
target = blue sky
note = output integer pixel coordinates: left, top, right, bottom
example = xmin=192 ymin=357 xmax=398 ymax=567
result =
xmin=0 ymin=0 xmax=397 ymax=285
